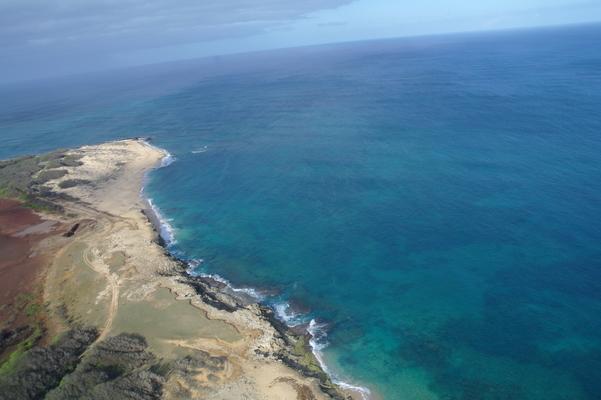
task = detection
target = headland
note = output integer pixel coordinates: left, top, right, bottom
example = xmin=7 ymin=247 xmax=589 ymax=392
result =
xmin=0 ymin=139 xmax=358 ymax=400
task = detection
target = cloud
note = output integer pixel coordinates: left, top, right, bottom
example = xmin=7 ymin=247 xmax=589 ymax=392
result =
xmin=0 ymin=0 xmax=352 ymax=51
xmin=317 ymin=21 xmax=348 ymax=28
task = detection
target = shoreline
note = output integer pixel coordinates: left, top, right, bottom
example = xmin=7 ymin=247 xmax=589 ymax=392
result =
xmin=141 ymin=140 xmax=372 ymax=399
xmin=0 ymin=138 xmax=349 ymax=399
xmin=0 ymin=137 xmax=370 ymax=399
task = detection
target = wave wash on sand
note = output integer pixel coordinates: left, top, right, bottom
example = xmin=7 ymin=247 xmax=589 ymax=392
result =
xmin=0 ymin=138 xmax=363 ymax=400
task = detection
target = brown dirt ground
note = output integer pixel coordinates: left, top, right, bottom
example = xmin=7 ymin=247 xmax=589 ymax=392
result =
xmin=0 ymin=199 xmax=66 ymax=354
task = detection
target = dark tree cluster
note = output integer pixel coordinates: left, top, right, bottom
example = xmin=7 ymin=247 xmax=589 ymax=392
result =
xmin=0 ymin=327 xmax=98 ymax=400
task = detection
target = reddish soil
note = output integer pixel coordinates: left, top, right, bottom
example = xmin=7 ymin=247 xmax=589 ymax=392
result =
xmin=0 ymin=200 xmax=64 ymax=330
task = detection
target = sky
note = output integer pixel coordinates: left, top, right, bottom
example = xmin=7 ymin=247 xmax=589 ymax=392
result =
xmin=1 ymin=0 xmax=600 ymax=82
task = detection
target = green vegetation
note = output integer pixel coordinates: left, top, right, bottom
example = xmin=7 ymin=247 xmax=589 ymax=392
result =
xmin=0 ymin=347 xmax=26 ymax=376
xmin=25 ymin=303 xmax=41 ymax=318
xmin=15 ymin=292 xmax=42 ymax=319
xmin=0 ymin=292 xmax=46 ymax=376
xmin=0 ymin=150 xmax=83 ymax=213
xmin=15 ymin=292 xmax=34 ymax=307
xmin=0 ymin=327 xmax=98 ymax=399
xmin=45 ymin=332 xmax=164 ymax=400
xmin=0 ymin=186 xmax=9 ymax=198
xmin=0 ymin=326 xmax=42 ymax=376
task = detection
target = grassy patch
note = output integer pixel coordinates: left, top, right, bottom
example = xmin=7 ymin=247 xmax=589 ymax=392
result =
xmin=0 ymin=185 xmax=10 ymax=198
xmin=0 ymin=325 xmax=42 ymax=376
xmin=15 ymin=292 xmax=35 ymax=308
xmin=0 ymin=184 xmax=20 ymax=200
xmin=0 ymin=150 xmax=82 ymax=211
xmin=0 ymin=347 xmax=26 ymax=376
xmin=22 ymin=198 xmax=59 ymax=213
xmin=25 ymin=303 xmax=42 ymax=318
xmin=15 ymin=291 xmax=44 ymax=320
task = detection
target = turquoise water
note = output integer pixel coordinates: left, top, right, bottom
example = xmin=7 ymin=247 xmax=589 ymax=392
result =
xmin=2 ymin=24 xmax=601 ymax=400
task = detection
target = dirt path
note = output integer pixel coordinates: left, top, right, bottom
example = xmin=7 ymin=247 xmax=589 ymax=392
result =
xmin=35 ymin=139 xmax=344 ymax=400
xmin=82 ymin=241 xmax=119 ymax=342
xmin=60 ymin=201 xmax=122 ymax=344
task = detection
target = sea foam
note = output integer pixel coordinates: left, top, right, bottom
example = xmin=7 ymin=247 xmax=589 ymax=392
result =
xmin=187 ymin=259 xmax=265 ymax=301
xmin=273 ymin=301 xmax=306 ymax=327
xmin=160 ymin=152 xmax=175 ymax=167
xmin=146 ymin=198 xmax=177 ymax=247
xmin=143 ymin=142 xmax=371 ymax=399
xmin=308 ymin=319 xmax=371 ymax=400
xmin=141 ymin=144 xmax=177 ymax=247
xmin=191 ymin=146 xmax=208 ymax=154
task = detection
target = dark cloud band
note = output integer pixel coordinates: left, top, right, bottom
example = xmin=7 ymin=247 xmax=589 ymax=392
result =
xmin=0 ymin=0 xmax=351 ymax=50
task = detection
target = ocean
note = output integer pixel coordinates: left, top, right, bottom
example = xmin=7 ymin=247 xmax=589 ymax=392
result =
xmin=2 ymin=23 xmax=601 ymax=400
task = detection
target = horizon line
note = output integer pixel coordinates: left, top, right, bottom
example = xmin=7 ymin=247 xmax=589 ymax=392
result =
xmin=3 ymin=19 xmax=600 ymax=86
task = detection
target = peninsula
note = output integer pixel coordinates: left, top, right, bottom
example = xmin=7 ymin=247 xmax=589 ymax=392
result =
xmin=0 ymin=139 xmax=354 ymax=400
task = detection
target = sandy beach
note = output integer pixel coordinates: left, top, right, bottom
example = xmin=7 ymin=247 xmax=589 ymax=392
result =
xmin=0 ymin=139 xmax=355 ymax=400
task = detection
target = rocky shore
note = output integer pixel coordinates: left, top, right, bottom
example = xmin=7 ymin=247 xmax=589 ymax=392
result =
xmin=152 ymin=255 xmax=345 ymax=399
xmin=0 ymin=139 xmax=356 ymax=400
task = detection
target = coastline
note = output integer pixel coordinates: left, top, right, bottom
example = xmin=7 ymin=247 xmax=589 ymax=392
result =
xmin=142 ymin=140 xmax=372 ymax=399
xmin=0 ymin=138 xmax=365 ymax=400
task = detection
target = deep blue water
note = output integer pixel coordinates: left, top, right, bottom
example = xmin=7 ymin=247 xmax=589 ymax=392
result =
xmin=2 ymin=24 xmax=601 ymax=400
